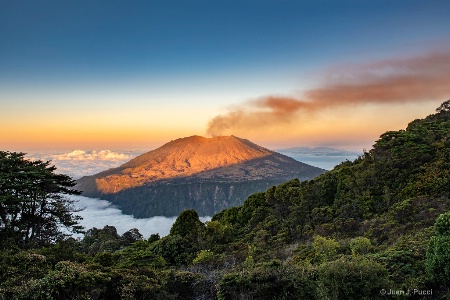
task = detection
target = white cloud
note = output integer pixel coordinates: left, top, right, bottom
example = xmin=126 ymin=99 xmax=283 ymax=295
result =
xmin=70 ymin=195 xmax=211 ymax=238
xmin=26 ymin=149 xmax=142 ymax=179
xmin=55 ymin=150 xmax=131 ymax=161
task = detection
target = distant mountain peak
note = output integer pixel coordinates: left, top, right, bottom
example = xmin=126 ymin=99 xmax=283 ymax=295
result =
xmin=121 ymin=135 xmax=273 ymax=172
xmin=76 ymin=135 xmax=325 ymax=217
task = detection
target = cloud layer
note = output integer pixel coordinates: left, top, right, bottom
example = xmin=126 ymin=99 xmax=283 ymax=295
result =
xmin=207 ymin=52 xmax=450 ymax=136
xmin=54 ymin=150 xmax=131 ymax=161
xmin=27 ymin=150 xmax=141 ymax=179
xmin=70 ymin=195 xmax=211 ymax=238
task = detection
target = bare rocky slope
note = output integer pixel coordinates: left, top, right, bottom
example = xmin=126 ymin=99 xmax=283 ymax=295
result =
xmin=76 ymin=136 xmax=325 ymax=217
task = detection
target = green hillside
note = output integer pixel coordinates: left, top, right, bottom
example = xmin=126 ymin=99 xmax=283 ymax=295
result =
xmin=1 ymin=101 xmax=449 ymax=299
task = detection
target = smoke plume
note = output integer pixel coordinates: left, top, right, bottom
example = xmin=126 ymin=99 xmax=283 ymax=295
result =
xmin=207 ymin=52 xmax=450 ymax=137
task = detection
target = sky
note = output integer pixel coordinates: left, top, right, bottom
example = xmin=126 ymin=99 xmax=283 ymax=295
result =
xmin=1 ymin=0 xmax=450 ymax=152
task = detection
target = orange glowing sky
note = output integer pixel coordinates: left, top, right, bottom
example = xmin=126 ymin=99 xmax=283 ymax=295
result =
xmin=1 ymin=1 xmax=450 ymax=152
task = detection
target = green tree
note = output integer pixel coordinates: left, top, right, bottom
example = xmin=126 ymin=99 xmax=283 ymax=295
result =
xmin=113 ymin=240 xmax=166 ymax=268
xmin=436 ymin=99 xmax=450 ymax=114
xmin=170 ymin=209 xmax=204 ymax=243
xmin=121 ymin=228 xmax=143 ymax=246
xmin=426 ymin=212 xmax=450 ymax=286
xmin=318 ymin=257 xmax=390 ymax=300
xmin=148 ymin=233 xmax=160 ymax=244
xmin=312 ymin=235 xmax=340 ymax=264
xmin=0 ymin=151 xmax=82 ymax=248
xmin=81 ymin=225 xmax=121 ymax=255
xmin=350 ymin=236 xmax=372 ymax=256
xmin=150 ymin=235 xmax=196 ymax=266
xmin=218 ymin=261 xmax=319 ymax=300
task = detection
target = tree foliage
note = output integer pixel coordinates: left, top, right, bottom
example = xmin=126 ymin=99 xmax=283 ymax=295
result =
xmin=426 ymin=212 xmax=450 ymax=287
xmin=170 ymin=209 xmax=204 ymax=239
xmin=0 ymin=151 xmax=82 ymax=248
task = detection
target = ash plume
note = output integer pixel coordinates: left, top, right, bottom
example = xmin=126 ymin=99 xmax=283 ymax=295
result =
xmin=207 ymin=52 xmax=450 ymax=137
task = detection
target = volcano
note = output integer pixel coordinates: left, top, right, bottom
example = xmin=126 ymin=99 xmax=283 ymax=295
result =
xmin=76 ymin=136 xmax=325 ymax=217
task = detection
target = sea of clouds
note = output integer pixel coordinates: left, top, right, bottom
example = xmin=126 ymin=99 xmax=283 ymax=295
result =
xmin=25 ymin=147 xmax=357 ymax=238
xmin=70 ymin=195 xmax=211 ymax=238
xmin=26 ymin=149 xmax=142 ymax=179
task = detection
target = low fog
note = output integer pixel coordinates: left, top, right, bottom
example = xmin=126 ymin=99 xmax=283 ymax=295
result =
xmin=71 ymin=195 xmax=211 ymax=238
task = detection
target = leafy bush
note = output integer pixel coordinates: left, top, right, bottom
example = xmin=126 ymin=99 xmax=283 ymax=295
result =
xmin=318 ymin=257 xmax=390 ymax=300
xmin=217 ymin=261 xmax=319 ymax=300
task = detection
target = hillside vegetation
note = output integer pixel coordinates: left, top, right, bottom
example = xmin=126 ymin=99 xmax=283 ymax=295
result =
xmin=1 ymin=101 xmax=450 ymax=299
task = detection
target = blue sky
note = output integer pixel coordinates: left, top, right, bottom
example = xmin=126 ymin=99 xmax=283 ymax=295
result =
xmin=3 ymin=1 xmax=448 ymax=80
xmin=1 ymin=0 xmax=450 ymax=150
